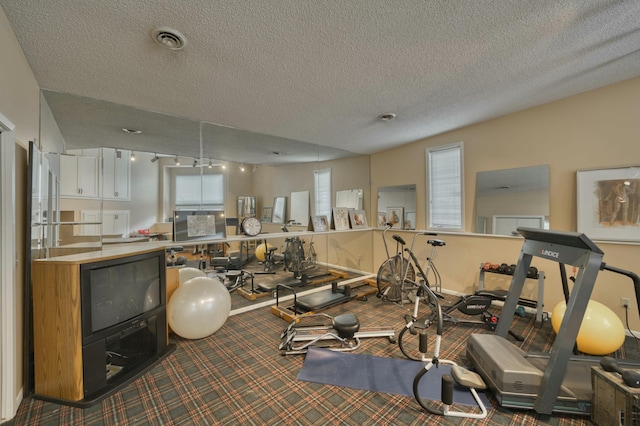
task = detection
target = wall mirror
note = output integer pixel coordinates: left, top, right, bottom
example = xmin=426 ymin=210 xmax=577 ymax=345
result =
xmin=290 ymin=191 xmax=310 ymax=226
xmin=475 ymin=165 xmax=550 ymax=235
xmin=336 ymin=189 xmax=363 ymax=210
xmin=377 ymin=184 xmax=416 ymax=229
xmin=272 ymin=196 xmax=287 ymax=224
xmin=36 ymin=90 xmax=375 ymax=317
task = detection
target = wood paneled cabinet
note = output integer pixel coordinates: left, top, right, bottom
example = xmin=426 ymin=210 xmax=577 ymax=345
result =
xmin=31 ymin=246 xmax=173 ymax=406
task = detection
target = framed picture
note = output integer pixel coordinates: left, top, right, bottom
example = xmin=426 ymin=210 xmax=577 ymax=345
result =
xmin=387 ymin=206 xmax=404 ymax=229
xmin=311 ymin=215 xmax=329 ymax=232
xmin=404 ymin=210 xmax=416 ymax=230
xmin=272 ymin=196 xmax=287 ymax=224
xmin=577 ymin=166 xmax=640 ymax=241
xmin=377 ymin=211 xmax=388 ymax=228
xmin=349 ymin=209 xmax=368 ymax=229
xmin=332 ymin=207 xmax=351 ymax=231
xmin=261 ymin=207 xmax=272 ymax=222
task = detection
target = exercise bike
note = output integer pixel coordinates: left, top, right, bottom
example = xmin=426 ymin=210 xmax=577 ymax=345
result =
xmin=376 ymin=222 xmax=422 ymax=303
xmin=397 ymin=233 xmax=522 ymax=361
xmin=393 ymin=257 xmax=488 ymax=419
xmin=281 ymin=222 xmax=317 ymax=280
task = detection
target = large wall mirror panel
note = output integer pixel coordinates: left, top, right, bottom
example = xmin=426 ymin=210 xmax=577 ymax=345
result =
xmin=34 ymin=90 xmax=372 ymax=299
xmin=377 ymin=184 xmax=417 ymax=229
xmin=475 ymin=165 xmax=550 ymax=235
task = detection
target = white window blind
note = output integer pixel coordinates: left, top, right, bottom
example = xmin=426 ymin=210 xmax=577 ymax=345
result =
xmin=426 ymin=142 xmax=464 ymax=230
xmin=175 ymin=173 xmax=224 ymax=208
xmin=314 ymin=168 xmax=332 ymax=220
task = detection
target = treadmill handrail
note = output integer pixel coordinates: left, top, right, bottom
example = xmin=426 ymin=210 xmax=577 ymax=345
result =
xmin=601 ymin=263 xmax=640 ymax=315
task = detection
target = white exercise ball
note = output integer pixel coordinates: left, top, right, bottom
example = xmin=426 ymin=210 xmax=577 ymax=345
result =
xmin=168 ymin=276 xmax=231 ymax=339
xmin=179 ymin=267 xmax=206 ymax=286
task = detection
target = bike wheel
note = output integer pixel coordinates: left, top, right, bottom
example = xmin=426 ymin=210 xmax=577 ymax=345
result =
xmin=376 ymin=255 xmax=415 ymax=302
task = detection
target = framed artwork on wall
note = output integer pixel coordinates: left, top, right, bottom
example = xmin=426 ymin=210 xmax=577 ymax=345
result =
xmin=404 ymin=210 xmax=416 ymax=230
xmin=386 ymin=206 xmax=404 ymax=229
xmin=332 ymin=207 xmax=351 ymax=230
xmin=577 ymin=166 xmax=640 ymax=241
xmin=261 ymin=207 xmax=272 ymax=222
xmin=349 ymin=209 xmax=368 ymax=229
xmin=377 ymin=211 xmax=388 ymax=228
xmin=311 ymin=215 xmax=329 ymax=232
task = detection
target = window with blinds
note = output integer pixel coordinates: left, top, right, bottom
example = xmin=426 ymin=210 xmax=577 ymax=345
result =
xmin=426 ymin=142 xmax=464 ymax=230
xmin=314 ymin=168 xmax=332 ymax=220
xmin=175 ymin=173 xmax=224 ymax=209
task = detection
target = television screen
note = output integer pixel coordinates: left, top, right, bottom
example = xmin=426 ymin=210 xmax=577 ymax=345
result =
xmin=173 ymin=210 xmax=226 ymax=242
xmin=82 ymin=252 xmax=164 ymax=337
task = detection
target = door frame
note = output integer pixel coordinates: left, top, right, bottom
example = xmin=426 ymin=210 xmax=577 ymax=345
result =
xmin=0 ymin=112 xmax=18 ymax=421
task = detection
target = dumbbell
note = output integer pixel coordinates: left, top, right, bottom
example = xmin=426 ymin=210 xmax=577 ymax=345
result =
xmin=600 ymin=356 xmax=640 ymax=388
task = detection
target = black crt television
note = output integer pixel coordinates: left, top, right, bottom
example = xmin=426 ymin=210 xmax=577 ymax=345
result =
xmin=80 ymin=249 xmax=167 ymax=344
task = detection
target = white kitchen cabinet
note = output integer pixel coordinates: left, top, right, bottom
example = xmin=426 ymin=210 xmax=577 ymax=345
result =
xmin=59 ymin=154 xmax=99 ymax=198
xmin=79 ymin=209 xmax=130 ymax=237
xmin=102 ymin=148 xmax=131 ymax=200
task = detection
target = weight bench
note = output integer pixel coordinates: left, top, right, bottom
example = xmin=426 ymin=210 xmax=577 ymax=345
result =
xmin=271 ymin=282 xmax=354 ymax=322
xmin=279 ymin=313 xmax=395 ymax=355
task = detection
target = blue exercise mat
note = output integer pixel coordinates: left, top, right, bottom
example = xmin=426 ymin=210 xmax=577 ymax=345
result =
xmin=297 ymin=347 xmax=490 ymax=408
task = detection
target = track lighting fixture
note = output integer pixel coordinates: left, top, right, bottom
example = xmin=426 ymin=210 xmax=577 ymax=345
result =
xmin=208 ymin=159 xmax=213 ymax=169
xmin=240 ymin=163 xmax=245 ymax=172
xmin=174 ymin=156 xmax=180 ymax=166
xmin=192 ymin=158 xmax=198 ymax=167
xmin=151 ymin=153 xmax=159 ymax=163
xmin=252 ymin=164 xmax=257 ymax=173
xmin=130 ymin=151 xmax=136 ymax=161
xmin=116 ymin=149 xmax=122 ymax=159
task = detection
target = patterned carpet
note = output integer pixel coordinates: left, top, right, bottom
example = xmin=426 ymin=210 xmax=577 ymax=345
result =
xmin=11 ymin=290 xmax=637 ymax=425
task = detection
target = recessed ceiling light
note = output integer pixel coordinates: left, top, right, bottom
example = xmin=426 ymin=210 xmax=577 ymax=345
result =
xmin=377 ymin=113 xmax=396 ymax=121
xmin=122 ymin=128 xmax=142 ymax=134
xmin=151 ymin=27 xmax=187 ymax=51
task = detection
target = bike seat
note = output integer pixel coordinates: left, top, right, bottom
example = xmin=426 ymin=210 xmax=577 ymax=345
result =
xmin=392 ymin=234 xmax=406 ymax=245
xmin=427 ymin=239 xmax=445 ymax=247
xmin=333 ymin=314 xmax=360 ymax=339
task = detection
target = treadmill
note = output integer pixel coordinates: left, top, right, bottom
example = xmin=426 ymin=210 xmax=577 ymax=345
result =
xmin=466 ymin=227 xmax=640 ymax=415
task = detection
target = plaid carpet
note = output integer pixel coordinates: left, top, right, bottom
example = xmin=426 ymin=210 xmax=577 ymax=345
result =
xmin=12 ymin=290 xmax=635 ymax=425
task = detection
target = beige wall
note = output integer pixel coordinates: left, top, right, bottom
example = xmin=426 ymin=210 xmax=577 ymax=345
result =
xmin=370 ymin=76 xmax=640 ymax=329
xmin=0 ymin=6 xmax=41 ymax=416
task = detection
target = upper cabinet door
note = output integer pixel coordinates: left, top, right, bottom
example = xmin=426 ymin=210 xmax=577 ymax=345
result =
xmin=59 ymin=154 xmax=99 ymax=198
xmin=102 ymin=148 xmax=131 ymax=200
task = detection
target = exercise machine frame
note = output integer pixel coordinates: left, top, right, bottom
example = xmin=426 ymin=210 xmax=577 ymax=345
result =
xmin=468 ymin=227 xmax=640 ymax=416
xmin=278 ymin=312 xmax=396 ymax=355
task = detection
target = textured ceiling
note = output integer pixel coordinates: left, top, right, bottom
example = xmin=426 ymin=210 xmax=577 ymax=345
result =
xmin=3 ymin=1 xmax=640 ymax=164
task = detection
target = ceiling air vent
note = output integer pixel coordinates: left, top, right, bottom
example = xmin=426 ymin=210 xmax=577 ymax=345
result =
xmin=151 ymin=27 xmax=187 ymax=51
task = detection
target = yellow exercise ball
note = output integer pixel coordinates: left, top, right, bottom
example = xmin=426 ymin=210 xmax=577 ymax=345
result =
xmin=255 ymin=242 xmax=274 ymax=262
xmin=551 ymin=300 xmax=625 ymax=355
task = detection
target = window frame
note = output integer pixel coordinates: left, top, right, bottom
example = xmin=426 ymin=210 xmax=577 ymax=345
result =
xmin=314 ymin=168 xmax=332 ymax=221
xmin=173 ymin=171 xmax=225 ymax=211
xmin=425 ymin=142 xmax=464 ymax=231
